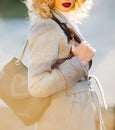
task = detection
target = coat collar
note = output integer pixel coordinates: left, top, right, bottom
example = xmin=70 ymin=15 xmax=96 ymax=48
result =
xmin=52 ymin=8 xmax=69 ymax=24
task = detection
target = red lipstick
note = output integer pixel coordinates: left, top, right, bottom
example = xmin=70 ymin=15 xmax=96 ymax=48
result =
xmin=62 ymin=3 xmax=71 ymax=8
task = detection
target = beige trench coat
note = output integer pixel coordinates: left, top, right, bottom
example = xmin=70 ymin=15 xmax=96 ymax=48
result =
xmin=27 ymin=11 xmax=97 ymax=130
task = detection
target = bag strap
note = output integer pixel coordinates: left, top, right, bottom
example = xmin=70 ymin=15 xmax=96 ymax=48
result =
xmin=15 ymin=40 xmax=28 ymax=65
xmin=52 ymin=15 xmax=84 ymax=43
xmin=52 ymin=15 xmax=92 ymax=69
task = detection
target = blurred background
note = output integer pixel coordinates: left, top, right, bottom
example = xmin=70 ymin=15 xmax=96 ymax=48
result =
xmin=0 ymin=0 xmax=115 ymax=130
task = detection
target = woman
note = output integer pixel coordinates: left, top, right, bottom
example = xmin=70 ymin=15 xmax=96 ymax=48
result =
xmin=25 ymin=0 xmax=103 ymax=130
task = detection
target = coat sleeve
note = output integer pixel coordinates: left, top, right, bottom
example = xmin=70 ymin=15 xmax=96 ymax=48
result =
xmin=28 ymin=20 xmax=87 ymax=98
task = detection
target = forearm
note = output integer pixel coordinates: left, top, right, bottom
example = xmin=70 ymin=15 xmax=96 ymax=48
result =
xmin=28 ymin=56 xmax=86 ymax=98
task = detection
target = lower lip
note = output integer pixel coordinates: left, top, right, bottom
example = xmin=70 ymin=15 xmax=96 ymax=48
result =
xmin=62 ymin=3 xmax=71 ymax=8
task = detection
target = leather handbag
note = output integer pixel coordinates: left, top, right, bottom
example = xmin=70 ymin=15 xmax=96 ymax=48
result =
xmin=0 ymin=40 xmax=51 ymax=126
xmin=0 ymin=21 xmax=73 ymax=126
xmin=0 ymin=16 xmax=87 ymax=126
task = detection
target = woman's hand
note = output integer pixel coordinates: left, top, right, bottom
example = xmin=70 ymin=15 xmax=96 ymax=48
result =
xmin=71 ymin=41 xmax=96 ymax=65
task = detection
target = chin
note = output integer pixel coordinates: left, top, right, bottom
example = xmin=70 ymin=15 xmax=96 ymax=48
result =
xmin=60 ymin=7 xmax=72 ymax=12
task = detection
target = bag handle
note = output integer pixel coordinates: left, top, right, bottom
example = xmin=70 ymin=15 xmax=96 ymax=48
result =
xmin=15 ymin=40 xmax=28 ymax=65
xmin=52 ymin=15 xmax=84 ymax=43
xmin=52 ymin=15 xmax=92 ymax=69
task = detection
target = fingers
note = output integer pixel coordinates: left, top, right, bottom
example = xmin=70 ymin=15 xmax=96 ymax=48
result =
xmin=81 ymin=41 xmax=96 ymax=54
xmin=87 ymin=44 xmax=95 ymax=52
xmin=71 ymin=44 xmax=79 ymax=56
xmin=71 ymin=41 xmax=96 ymax=65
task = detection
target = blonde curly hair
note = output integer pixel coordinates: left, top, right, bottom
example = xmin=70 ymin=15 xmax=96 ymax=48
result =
xmin=25 ymin=0 xmax=93 ymax=22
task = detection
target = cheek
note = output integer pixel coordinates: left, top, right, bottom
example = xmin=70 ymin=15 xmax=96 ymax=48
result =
xmin=54 ymin=0 xmax=64 ymax=9
xmin=70 ymin=0 xmax=76 ymax=7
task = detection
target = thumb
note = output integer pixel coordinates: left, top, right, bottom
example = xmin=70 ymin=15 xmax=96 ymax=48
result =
xmin=72 ymin=44 xmax=75 ymax=51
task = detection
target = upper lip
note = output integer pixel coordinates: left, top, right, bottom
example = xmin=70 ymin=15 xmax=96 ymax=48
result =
xmin=62 ymin=2 xmax=71 ymax=7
